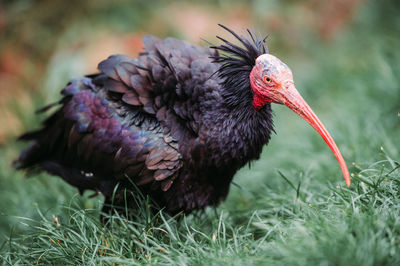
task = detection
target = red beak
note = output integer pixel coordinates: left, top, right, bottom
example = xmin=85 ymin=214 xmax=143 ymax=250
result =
xmin=282 ymin=84 xmax=351 ymax=186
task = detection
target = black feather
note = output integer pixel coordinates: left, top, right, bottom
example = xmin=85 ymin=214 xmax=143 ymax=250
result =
xmin=15 ymin=26 xmax=275 ymax=217
xmin=210 ymin=24 xmax=269 ymax=109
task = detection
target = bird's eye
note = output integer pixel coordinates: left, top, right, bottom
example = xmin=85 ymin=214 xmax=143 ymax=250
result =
xmin=264 ymin=76 xmax=272 ymax=84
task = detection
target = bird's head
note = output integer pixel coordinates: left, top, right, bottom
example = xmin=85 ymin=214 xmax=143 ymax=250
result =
xmin=212 ymin=25 xmax=351 ymax=186
xmin=250 ymin=54 xmax=295 ymax=109
xmin=250 ymin=53 xmax=350 ymax=186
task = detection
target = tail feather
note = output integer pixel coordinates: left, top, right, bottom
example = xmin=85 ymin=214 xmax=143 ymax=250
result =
xmin=13 ymin=141 xmax=43 ymax=170
xmin=17 ymin=129 xmax=44 ymax=141
xmin=14 ymin=75 xmax=123 ymax=199
xmin=34 ymin=102 xmax=60 ymax=114
xmin=15 ymin=110 xmax=65 ymax=171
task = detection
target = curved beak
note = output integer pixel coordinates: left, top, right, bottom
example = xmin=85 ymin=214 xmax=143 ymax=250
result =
xmin=280 ymin=84 xmax=351 ymax=186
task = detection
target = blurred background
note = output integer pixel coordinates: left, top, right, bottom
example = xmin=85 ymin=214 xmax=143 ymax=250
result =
xmin=0 ymin=0 xmax=399 ymax=241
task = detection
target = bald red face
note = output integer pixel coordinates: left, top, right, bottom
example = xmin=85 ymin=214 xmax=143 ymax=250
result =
xmin=250 ymin=54 xmax=351 ymax=186
xmin=250 ymin=54 xmax=295 ymax=109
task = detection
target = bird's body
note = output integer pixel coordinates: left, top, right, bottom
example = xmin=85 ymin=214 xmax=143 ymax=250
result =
xmin=15 ymin=26 xmax=350 ymax=216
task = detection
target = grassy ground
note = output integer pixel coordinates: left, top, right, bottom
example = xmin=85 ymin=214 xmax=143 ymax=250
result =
xmin=1 ymin=1 xmax=400 ymax=265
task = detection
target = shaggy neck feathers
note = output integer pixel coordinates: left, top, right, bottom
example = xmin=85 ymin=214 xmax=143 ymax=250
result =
xmin=202 ymin=26 xmax=274 ymax=167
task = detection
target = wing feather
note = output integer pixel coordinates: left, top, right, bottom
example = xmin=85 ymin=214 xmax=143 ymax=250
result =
xmin=97 ymin=36 xmax=218 ymax=136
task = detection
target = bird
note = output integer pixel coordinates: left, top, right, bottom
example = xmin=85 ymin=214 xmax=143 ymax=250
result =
xmin=14 ymin=25 xmax=350 ymax=216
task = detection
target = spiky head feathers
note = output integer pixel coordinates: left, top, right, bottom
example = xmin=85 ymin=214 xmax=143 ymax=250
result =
xmin=210 ymin=24 xmax=270 ymax=109
xmin=211 ymin=25 xmax=296 ymax=111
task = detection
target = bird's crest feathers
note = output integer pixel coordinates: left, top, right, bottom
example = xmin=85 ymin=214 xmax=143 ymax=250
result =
xmin=211 ymin=24 xmax=269 ymax=70
xmin=210 ymin=24 xmax=269 ymax=108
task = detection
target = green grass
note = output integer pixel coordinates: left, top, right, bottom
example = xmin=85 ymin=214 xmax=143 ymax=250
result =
xmin=1 ymin=156 xmax=399 ymax=265
xmin=1 ymin=1 xmax=400 ymax=265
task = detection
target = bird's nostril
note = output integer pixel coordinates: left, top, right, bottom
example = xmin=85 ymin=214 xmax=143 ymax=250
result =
xmin=283 ymin=80 xmax=294 ymax=88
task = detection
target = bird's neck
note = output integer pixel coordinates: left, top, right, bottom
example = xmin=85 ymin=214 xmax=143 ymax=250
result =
xmin=201 ymin=103 xmax=274 ymax=168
